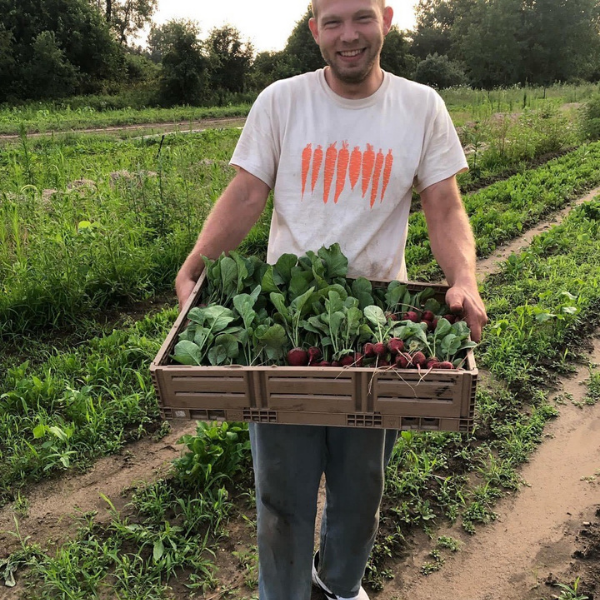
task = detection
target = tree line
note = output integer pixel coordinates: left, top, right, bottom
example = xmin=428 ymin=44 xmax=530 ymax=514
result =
xmin=0 ymin=0 xmax=599 ymax=106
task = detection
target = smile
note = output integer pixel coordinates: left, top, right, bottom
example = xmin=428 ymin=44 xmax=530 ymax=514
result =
xmin=338 ymin=49 xmax=365 ymax=57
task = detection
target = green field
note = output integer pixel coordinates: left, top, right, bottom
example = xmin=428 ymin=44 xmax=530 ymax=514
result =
xmin=1 ymin=88 xmax=599 ymax=598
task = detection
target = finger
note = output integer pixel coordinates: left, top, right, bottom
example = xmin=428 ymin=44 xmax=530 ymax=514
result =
xmin=445 ymin=288 xmax=465 ymax=315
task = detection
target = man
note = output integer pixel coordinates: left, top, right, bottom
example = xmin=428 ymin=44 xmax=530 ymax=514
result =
xmin=175 ymin=0 xmax=488 ymax=598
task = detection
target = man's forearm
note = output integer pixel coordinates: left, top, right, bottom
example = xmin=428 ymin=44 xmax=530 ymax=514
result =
xmin=178 ymin=170 xmax=270 ymax=282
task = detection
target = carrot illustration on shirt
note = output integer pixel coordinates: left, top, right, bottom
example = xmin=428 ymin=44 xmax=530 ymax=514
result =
xmin=380 ymin=149 xmax=394 ymax=202
xmin=370 ymin=149 xmax=385 ymax=208
xmin=323 ymin=142 xmax=338 ymax=204
xmin=301 ymin=144 xmax=312 ymax=199
xmin=361 ymin=144 xmax=375 ymax=198
xmin=334 ymin=141 xmax=350 ymax=204
xmin=349 ymin=146 xmax=362 ymax=191
xmin=311 ymin=145 xmax=324 ymax=193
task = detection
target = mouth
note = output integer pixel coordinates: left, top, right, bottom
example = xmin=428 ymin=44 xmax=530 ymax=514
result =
xmin=337 ymin=48 xmax=366 ymax=59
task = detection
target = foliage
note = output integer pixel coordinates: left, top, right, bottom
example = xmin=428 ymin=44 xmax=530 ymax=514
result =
xmin=414 ymin=53 xmax=467 ymax=89
xmin=580 ymin=94 xmax=600 ymax=141
xmin=91 ymin=0 xmax=158 ymax=45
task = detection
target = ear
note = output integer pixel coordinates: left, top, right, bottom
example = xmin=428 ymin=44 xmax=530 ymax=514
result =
xmin=382 ymin=6 xmax=394 ymax=36
xmin=309 ymin=17 xmax=320 ymax=44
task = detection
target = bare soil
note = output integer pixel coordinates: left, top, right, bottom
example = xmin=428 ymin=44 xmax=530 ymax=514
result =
xmin=2 ymin=188 xmax=600 ymax=600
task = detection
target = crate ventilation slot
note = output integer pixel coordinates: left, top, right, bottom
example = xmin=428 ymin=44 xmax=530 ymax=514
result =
xmin=243 ymin=409 xmax=278 ymax=423
xmin=189 ymin=409 xmax=227 ymax=421
xmin=347 ymin=414 xmax=382 ymax=427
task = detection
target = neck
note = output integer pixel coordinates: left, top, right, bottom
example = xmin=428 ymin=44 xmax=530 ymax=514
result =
xmin=324 ymin=65 xmax=384 ymax=99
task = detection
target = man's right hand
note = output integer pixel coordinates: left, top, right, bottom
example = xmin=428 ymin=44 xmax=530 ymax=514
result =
xmin=175 ymin=273 xmax=199 ymax=313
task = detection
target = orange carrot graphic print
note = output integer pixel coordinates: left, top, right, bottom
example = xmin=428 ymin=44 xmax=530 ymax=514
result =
xmin=361 ymin=144 xmax=375 ymax=198
xmin=370 ymin=149 xmax=385 ymax=208
xmin=380 ymin=149 xmax=394 ymax=202
xmin=311 ymin=145 xmax=324 ymax=193
xmin=301 ymin=143 xmax=312 ymax=199
xmin=349 ymin=146 xmax=361 ymax=190
xmin=323 ymin=142 xmax=338 ymax=204
xmin=334 ymin=141 xmax=350 ymax=204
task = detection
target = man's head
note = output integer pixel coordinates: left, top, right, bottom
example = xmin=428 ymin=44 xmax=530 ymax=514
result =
xmin=308 ymin=0 xmax=393 ymax=94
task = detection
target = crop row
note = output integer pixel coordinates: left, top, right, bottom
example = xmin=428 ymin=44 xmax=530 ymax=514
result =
xmin=3 ymin=196 xmax=599 ymax=596
xmin=407 ymin=140 xmax=600 ymax=279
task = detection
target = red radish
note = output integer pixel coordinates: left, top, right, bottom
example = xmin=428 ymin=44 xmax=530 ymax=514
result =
xmin=387 ymin=338 xmax=404 ymax=355
xmin=378 ymin=359 xmax=390 ymax=367
xmin=385 ymin=312 xmax=398 ymax=321
xmin=425 ymin=357 xmax=440 ymax=369
xmin=438 ymin=361 xmax=455 ymax=369
xmin=331 ymin=361 xmax=341 ymax=367
xmin=404 ymin=311 xmax=419 ymax=322
xmin=307 ymin=347 xmax=322 ymax=364
xmin=427 ymin=319 xmax=438 ymax=332
xmin=353 ymin=353 xmax=364 ymax=367
xmin=316 ymin=361 xmax=331 ymax=367
xmin=422 ymin=310 xmax=435 ymax=322
xmin=444 ymin=314 xmax=458 ymax=324
xmin=363 ymin=343 xmax=376 ymax=358
xmin=340 ymin=355 xmax=355 ymax=367
xmin=411 ymin=351 xmax=427 ymax=367
xmin=373 ymin=342 xmax=386 ymax=356
xmin=287 ymin=348 xmax=309 ymax=366
xmin=395 ymin=353 xmax=410 ymax=368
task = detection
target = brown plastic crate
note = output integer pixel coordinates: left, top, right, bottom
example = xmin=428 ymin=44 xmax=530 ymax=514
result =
xmin=150 ymin=275 xmax=478 ymax=433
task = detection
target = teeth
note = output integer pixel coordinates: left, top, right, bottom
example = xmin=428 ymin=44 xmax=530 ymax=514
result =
xmin=340 ymin=49 xmax=362 ymax=57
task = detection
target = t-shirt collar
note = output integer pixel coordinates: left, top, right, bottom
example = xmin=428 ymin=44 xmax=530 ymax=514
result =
xmin=317 ymin=68 xmax=390 ymax=109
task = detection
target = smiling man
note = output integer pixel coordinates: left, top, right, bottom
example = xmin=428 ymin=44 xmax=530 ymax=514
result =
xmin=175 ymin=0 xmax=487 ymax=598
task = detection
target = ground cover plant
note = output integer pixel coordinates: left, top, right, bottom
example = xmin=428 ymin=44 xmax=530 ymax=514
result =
xmin=0 ymin=104 xmax=252 ymax=136
xmin=3 ymin=196 xmax=600 ymax=597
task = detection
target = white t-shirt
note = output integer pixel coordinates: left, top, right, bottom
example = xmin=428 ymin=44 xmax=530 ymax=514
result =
xmin=230 ymin=69 xmax=467 ymax=281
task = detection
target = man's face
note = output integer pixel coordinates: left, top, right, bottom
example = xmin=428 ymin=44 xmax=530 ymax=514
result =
xmin=309 ymin=0 xmax=393 ymax=86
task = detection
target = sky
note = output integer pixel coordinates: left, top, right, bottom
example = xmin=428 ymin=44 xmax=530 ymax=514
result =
xmin=152 ymin=1 xmax=419 ymax=53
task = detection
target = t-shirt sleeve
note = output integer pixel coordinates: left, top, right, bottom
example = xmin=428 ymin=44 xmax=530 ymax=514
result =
xmin=229 ymin=85 xmax=280 ymax=189
xmin=413 ymin=91 xmax=468 ymax=194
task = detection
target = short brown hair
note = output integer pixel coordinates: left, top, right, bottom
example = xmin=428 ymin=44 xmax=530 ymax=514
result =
xmin=311 ymin=0 xmax=386 ymax=19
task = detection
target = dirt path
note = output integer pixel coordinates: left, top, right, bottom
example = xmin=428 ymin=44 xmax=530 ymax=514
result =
xmin=0 ymin=420 xmax=197 ymax=563
xmin=0 ymin=116 xmax=247 ymax=142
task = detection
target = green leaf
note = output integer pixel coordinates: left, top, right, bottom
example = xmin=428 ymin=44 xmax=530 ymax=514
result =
xmin=172 ymin=341 xmax=202 ymax=365
xmin=289 ymin=269 xmax=313 ymax=300
xmin=364 ymin=305 xmax=387 ymax=328
xmin=351 ymin=277 xmax=374 ymax=309
xmin=385 ymin=281 xmax=407 ymax=311
xmin=153 ymin=539 xmax=164 ymax=562
xmin=229 ymin=251 xmax=250 ymax=292
xmin=318 ymin=243 xmax=349 ymax=279
xmin=261 ymin=265 xmax=280 ymax=293
xmin=274 ymin=253 xmax=298 ymax=285
xmin=187 ymin=307 xmax=206 ymax=325
xmin=208 ymin=345 xmax=229 ymax=365
xmin=33 ymin=424 xmax=47 ymax=439
xmin=204 ymin=306 xmax=236 ymax=332
xmin=220 ymin=256 xmax=238 ymax=296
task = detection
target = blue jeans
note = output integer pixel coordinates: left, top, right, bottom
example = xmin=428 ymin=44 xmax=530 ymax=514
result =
xmin=249 ymin=423 xmax=398 ymax=599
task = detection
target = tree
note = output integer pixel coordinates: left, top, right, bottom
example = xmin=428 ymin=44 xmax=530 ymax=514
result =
xmin=249 ymin=50 xmax=297 ymax=89
xmin=0 ymin=0 xmax=124 ymax=101
xmin=282 ymin=7 xmax=325 ymax=75
xmin=380 ymin=26 xmax=415 ymax=77
xmin=24 ymin=31 xmax=78 ymax=98
xmin=414 ymin=53 xmax=467 ymax=88
xmin=157 ymin=19 xmax=209 ymax=106
xmin=206 ymin=25 xmax=254 ymax=95
xmin=91 ymin=0 xmax=157 ymax=44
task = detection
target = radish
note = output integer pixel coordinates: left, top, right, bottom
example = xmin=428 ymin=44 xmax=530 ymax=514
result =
xmin=425 ymin=357 xmax=440 ymax=369
xmin=373 ymin=342 xmax=386 ymax=357
xmin=331 ymin=360 xmax=341 ymax=367
xmin=387 ymin=338 xmax=404 ymax=355
xmin=385 ymin=312 xmax=398 ymax=321
xmin=422 ymin=310 xmax=435 ymax=322
xmin=363 ymin=342 xmax=376 ymax=358
xmin=287 ymin=348 xmax=309 ymax=366
xmin=411 ymin=351 xmax=427 ymax=367
xmin=353 ymin=352 xmax=364 ymax=367
xmin=427 ymin=319 xmax=438 ymax=332
xmin=395 ymin=353 xmax=410 ymax=368
xmin=438 ymin=361 xmax=455 ymax=369
xmin=378 ymin=359 xmax=390 ymax=367
xmin=340 ymin=355 xmax=355 ymax=367
xmin=444 ymin=314 xmax=458 ymax=324
xmin=404 ymin=311 xmax=419 ymax=322
xmin=307 ymin=347 xmax=322 ymax=364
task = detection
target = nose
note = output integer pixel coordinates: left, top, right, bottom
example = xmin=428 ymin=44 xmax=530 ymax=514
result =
xmin=340 ymin=21 xmax=359 ymax=43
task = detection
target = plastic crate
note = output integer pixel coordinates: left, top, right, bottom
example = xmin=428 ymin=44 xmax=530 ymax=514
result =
xmin=150 ymin=275 xmax=478 ymax=432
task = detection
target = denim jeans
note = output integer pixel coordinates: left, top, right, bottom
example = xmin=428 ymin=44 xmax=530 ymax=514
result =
xmin=249 ymin=423 xmax=398 ymax=600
